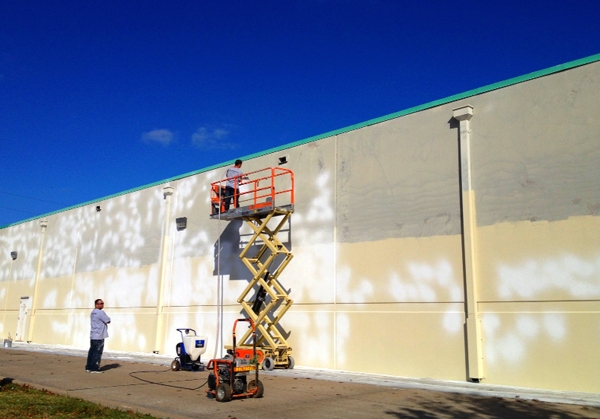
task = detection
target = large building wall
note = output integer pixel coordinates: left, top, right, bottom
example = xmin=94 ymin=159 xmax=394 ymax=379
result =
xmin=468 ymin=61 xmax=600 ymax=392
xmin=1 ymin=55 xmax=599 ymax=393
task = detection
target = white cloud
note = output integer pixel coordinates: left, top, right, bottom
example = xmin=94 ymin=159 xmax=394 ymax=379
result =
xmin=191 ymin=126 xmax=237 ymax=150
xmin=142 ymin=129 xmax=174 ymax=146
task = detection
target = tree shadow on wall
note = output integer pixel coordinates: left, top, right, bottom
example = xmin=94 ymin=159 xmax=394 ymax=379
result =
xmin=384 ymin=392 xmax=599 ymax=419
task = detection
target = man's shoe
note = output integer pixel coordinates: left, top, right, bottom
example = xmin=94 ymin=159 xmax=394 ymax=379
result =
xmin=91 ymin=370 xmax=104 ymax=374
xmin=86 ymin=370 xmax=91 ymax=373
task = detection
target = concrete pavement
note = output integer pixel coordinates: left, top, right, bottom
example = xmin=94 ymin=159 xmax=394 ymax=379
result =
xmin=1 ymin=342 xmax=599 ymax=419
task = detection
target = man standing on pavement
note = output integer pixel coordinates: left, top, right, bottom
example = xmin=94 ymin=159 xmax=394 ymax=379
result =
xmin=85 ymin=299 xmax=111 ymax=373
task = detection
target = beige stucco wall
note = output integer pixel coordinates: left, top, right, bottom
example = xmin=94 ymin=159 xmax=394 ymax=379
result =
xmin=465 ymin=62 xmax=600 ymax=392
xmin=1 ymin=58 xmax=599 ymax=393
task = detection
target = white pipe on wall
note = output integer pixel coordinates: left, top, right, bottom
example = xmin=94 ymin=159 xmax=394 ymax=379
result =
xmin=154 ymin=186 xmax=174 ymax=353
xmin=27 ymin=219 xmax=48 ymax=342
xmin=453 ymin=105 xmax=484 ymax=381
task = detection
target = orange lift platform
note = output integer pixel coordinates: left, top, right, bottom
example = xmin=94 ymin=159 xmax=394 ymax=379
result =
xmin=210 ymin=167 xmax=295 ymax=370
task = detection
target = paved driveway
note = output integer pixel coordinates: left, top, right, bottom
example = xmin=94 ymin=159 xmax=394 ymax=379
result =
xmin=1 ymin=347 xmax=599 ymax=419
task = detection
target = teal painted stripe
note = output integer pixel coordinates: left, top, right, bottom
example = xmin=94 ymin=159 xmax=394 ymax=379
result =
xmin=3 ymin=52 xmax=600 ymax=230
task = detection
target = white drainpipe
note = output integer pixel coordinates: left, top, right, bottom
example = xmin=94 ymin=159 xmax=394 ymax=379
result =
xmin=453 ymin=105 xmax=484 ymax=381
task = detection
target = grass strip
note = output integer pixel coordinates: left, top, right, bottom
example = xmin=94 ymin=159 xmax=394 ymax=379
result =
xmin=0 ymin=382 xmax=159 ymax=419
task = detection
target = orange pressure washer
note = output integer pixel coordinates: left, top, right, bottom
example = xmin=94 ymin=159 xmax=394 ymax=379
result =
xmin=206 ymin=318 xmax=264 ymax=402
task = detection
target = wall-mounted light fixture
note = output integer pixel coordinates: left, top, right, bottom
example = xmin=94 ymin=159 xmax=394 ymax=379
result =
xmin=278 ymin=155 xmax=288 ymax=165
xmin=96 ymin=205 xmax=101 ymax=212
xmin=11 ymin=251 xmax=17 ymax=260
xmin=163 ymin=186 xmax=174 ymax=200
xmin=176 ymin=217 xmax=187 ymax=231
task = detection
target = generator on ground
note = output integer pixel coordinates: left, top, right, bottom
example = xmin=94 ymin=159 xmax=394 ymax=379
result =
xmin=206 ymin=318 xmax=264 ymax=402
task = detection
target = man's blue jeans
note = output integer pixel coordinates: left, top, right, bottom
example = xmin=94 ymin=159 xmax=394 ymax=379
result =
xmin=224 ymin=186 xmax=239 ymax=211
xmin=85 ymin=339 xmax=105 ymax=371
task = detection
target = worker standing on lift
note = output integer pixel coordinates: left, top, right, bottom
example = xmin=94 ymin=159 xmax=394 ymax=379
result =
xmin=224 ymin=159 xmax=247 ymax=211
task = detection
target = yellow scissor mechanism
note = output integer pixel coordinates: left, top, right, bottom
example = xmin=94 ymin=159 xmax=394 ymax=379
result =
xmin=236 ymin=209 xmax=294 ymax=369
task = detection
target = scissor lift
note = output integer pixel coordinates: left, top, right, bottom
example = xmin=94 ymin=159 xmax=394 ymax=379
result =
xmin=210 ymin=167 xmax=295 ymax=370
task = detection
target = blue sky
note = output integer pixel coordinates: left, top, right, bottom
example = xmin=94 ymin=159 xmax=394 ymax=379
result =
xmin=1 ymin=1 xmax=599 ymax=227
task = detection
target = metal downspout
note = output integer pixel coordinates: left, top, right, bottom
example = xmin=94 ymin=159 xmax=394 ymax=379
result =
xmin=27 ymin=219 xmax=48 ymax=342
xmin=453 ymin=105 xmax=484 ymax=381
xmin=155 ymin=186 xmax=174 ymax=353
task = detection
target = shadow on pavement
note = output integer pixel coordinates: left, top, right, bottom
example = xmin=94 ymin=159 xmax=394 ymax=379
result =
xmin=385 ymin=394 xmax=597 ymax=419
xmin=99 ymin=363 xmax=121 ymax=372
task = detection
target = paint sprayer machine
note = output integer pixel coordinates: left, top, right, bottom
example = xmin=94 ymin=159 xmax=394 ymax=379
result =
xmin=170 ymin=328 xmax=208 ymax=372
